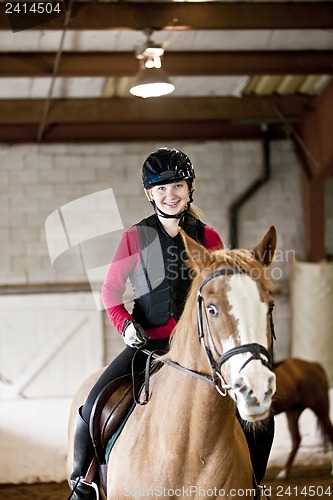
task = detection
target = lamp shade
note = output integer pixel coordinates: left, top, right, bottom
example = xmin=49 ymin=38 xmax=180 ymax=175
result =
xmin=130 ymin=67 xmax=175 ymax=98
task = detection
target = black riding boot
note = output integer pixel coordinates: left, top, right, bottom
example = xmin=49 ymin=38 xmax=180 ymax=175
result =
xmin=69 ymin=407 xmax=97 ymax=500
xmin=238 ymin=411 xmax=275 ymax=499
xmin=245 ymin=412 xmax=275 ymax=484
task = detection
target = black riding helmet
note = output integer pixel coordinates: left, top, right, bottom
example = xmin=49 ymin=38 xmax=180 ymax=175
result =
xmin=142 ymin=148 xmax=195 ymax=189
xmin=142 ymin=148 xmax=195 ymax=219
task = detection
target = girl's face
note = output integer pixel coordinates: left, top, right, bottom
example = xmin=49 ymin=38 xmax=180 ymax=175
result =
xmin=150 ymin=181 xmax=190 ymax=216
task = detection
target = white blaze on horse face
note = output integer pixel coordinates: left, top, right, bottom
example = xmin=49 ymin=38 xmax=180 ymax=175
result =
xmin=224 ymin=274 xmax=275 ymax=420
xmin=226 ymin=274 xmax=268 ymax=349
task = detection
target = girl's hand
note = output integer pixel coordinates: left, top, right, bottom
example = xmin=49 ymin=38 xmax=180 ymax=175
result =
xmin=122 ymin=320 xmax=149 ymax=347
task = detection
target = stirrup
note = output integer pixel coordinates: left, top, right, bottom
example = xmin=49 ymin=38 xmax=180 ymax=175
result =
xmin=68 ymin=476 xmax=100 ymax=500
xmin=256 ymin=484 xmax=271 ymax=499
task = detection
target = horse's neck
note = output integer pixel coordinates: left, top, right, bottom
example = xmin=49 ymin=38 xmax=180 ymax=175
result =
xmin=160 ymin=327 xmax=238 ymax=448
xmin=154 ymin=363 xmax=237 ymax=452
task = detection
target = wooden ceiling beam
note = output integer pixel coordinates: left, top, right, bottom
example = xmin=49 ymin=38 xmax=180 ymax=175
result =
xmin=1 ymin=51 xmax=332 ymax=77
xmin=0 ymin=122 xmax=288 ymax=143
xmin=1 ymin=2 xmax=332 ymax=30
xmin=0 ymin=96 xmax=312 ymax=124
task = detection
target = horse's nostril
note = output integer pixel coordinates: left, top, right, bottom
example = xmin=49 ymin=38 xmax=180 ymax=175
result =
xmin=234 ymin=377 xmax=246 ymax=391
xmin=268 ymin=375 xmax=276 ymax=393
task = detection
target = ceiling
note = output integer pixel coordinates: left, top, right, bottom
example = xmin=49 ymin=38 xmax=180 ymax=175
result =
xmin=0 ymin=0 xmax=333 ymax=143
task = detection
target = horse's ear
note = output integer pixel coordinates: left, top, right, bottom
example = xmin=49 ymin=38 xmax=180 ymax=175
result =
xmin=180 ymin=229 xmax=211 ymax=272
xmin=253 ymin=225 xmax=277 ymax=266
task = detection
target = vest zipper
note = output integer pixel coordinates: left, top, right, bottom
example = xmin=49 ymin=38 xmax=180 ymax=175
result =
xmin=169 ymin=236 xmax=175 ymax=318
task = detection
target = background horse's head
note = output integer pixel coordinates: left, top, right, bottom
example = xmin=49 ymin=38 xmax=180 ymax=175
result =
xmin=176 ymin=226 xmax=277 ymax=423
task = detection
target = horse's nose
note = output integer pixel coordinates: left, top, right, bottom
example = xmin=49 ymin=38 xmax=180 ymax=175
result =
xmin=234 ymin=373 xmax=275 ymax=405
xmin=234 ymin=378 xmax=260 ymax=406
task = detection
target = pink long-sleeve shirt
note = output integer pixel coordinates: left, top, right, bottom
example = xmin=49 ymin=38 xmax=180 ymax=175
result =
xmin=101 ymin=224 xmax=223 ymax=340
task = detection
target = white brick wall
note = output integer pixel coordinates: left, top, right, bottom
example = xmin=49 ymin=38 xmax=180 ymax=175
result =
xmin=1 ymin=140 xmax=332 ymax=363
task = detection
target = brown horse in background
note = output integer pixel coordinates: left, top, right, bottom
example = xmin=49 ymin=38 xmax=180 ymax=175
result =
xmin=273 ymin=358 xmax=333 ymax=478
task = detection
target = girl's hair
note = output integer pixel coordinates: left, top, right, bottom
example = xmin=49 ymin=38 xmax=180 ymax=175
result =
xmin=188 ymin=203 xmax=203 ymax=220
xmin=186 ymin=180 xmax=203 ymax=220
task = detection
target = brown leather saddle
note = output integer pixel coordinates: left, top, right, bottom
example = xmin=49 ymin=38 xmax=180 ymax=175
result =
xmin=85 ymin=372 xmax=144 ymax=494
xmin=85 ymin=351 xmax=165 ymax=494
xmin=86 ymin=351 xmax=163 ymax=493
xmin=89 ymin=373 xmax=144 ymax=464
xmin=89 ymin=349 xmax=164 ymax=463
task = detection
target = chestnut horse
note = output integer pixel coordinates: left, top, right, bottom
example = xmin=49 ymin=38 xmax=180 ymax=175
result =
xmin=273 ymin=357 xmax=333 ymax=478
xmin=68 ymin=226 xmax=277 ymax=499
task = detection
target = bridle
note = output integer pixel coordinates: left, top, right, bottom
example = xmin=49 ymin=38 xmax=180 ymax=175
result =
xmin=137 ymin=267 xmax=274 ymax=403
xmin=197 ymin=268 xmax=273 ymax=396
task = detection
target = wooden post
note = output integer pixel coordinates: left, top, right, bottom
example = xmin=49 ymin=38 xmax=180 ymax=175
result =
xmin=298 ymin=78 xmax=333 ymax=261
xmin=302 ymin=174 xmax=325 ymax=262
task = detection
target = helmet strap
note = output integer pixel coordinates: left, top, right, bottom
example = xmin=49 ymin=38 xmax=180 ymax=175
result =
xmin=151 ymin=200 xmax=191 ymax=220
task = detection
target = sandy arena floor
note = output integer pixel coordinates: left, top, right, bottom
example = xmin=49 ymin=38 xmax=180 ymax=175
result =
xmin=0 ymin=462 xmax=332 ymax=500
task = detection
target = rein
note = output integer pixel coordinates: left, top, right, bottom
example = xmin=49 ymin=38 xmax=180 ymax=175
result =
xmin=136 ymin=267 xmax=273 ymax=403
xmin=137 ymin=347 xmax=225 ymax=401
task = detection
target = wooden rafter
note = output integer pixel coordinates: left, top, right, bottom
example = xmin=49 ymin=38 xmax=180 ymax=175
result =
xmin=0 ymin=51 xmax=332 ymax=77
xmin=0 ymin=96 xmax=312 ymax=124
xmin=0 ymin=95 xmax=312 ymax=142
xmin=0 ymin=122 xmax=290 ymax=143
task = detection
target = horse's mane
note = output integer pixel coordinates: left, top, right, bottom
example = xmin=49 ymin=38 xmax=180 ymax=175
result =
xmin=169 ymin=246 xmax=275 ymax=351
xmin=208 ymin=247 xmax=275 ymax=292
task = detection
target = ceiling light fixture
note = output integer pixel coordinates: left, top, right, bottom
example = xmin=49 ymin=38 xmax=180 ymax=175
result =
xmin=130 ymin=29 xmax=175 ymax=98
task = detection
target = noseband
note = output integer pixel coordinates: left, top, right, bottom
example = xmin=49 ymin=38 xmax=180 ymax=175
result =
xmin=197 ymin=268 xmax=273 ymax=396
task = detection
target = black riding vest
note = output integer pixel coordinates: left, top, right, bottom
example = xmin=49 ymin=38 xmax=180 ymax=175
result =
xmin=130 ymin=214 xmax=205 ymax=329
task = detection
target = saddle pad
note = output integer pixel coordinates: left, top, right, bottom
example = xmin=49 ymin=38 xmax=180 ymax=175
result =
xmin=105 ymin=401 xmax=136 ymax=463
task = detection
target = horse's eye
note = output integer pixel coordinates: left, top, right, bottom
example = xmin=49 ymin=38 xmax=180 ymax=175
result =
xmin=207 ymin=304 xmax=219 ymax=316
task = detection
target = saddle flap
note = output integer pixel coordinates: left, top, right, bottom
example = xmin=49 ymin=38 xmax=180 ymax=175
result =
xmin=100 ymin=378 xmax=136 ymax=448
xmin=89 ymin=373 xmax=145 ymax=462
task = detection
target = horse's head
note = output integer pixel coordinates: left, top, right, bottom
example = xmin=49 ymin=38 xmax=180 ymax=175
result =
xmin=179 ymin=226 xmax=277 ymax=422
